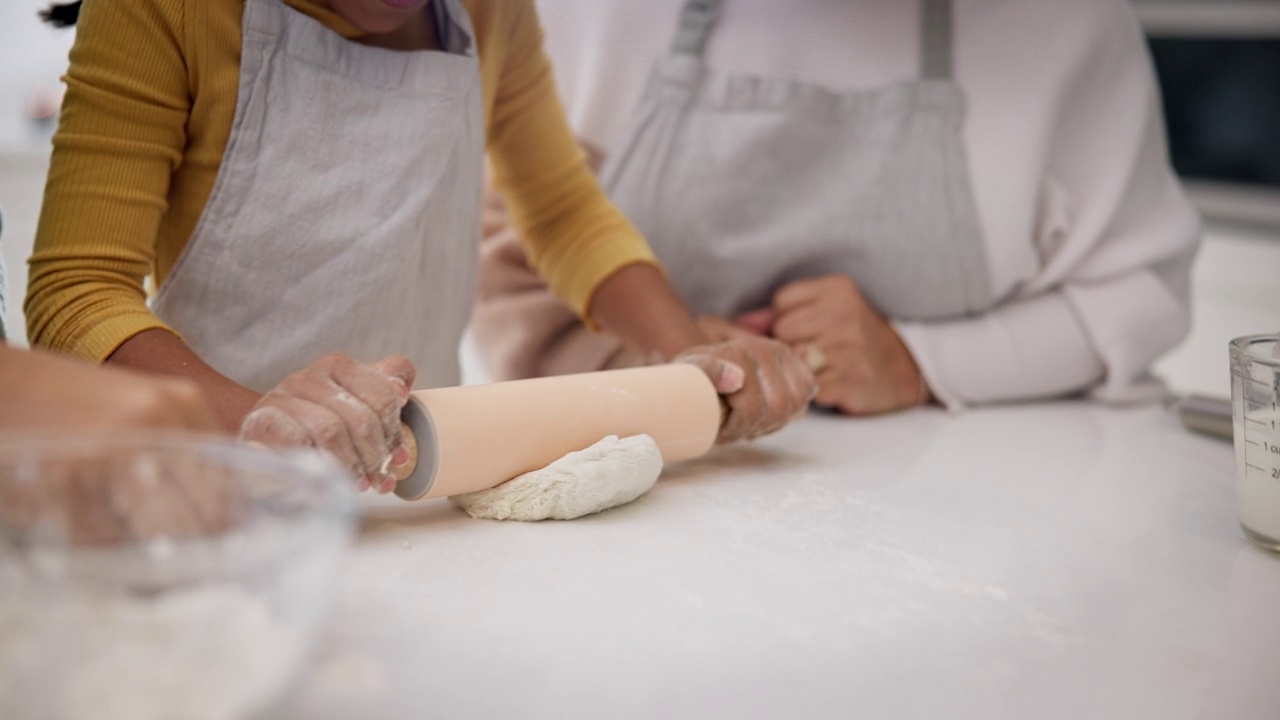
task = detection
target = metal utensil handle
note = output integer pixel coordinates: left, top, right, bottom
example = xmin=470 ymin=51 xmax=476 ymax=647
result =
xmin=1171 ymin=394 xmax=1234 ymax=440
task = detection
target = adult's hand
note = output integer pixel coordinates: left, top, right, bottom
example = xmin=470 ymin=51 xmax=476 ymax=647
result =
xmin=695 ymin=315 xmax=759 ymax=345
xmin=751 ymin=274 xmax=929 ymax=415
xmin=240 ymin=354 xmax=415 ymax=494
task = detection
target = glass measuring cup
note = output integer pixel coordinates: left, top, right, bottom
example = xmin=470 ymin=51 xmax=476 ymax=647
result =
xmin=1232 ymin=334 xmax=1280 ymax=553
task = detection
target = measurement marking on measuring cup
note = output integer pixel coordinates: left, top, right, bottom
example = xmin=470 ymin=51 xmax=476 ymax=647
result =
xmin=1247 ymin=417 xmax=1270 ymax=428
xmin=1244 ymin=376 xmax=1272 ymax=387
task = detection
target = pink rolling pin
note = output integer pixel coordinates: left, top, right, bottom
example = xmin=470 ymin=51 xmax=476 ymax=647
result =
xmin=392 ymin=365 xmax=721 ymax=500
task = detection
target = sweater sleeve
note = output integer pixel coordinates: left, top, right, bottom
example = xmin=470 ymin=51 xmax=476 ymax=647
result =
xmin=895 ymin=0 xmax=1200 ymax=409
xmin=25 ymin=0 xmax=190 ymax=361
xmin=485 ymin=0 xmax=659 ymax=320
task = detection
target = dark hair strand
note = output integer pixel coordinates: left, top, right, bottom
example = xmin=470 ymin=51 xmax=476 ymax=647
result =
xmin=40 ymin=2 xmax=82 ymax=28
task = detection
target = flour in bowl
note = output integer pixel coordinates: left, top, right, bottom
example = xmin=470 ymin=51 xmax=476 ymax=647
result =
xmin=449 ymin=435 xmax=663 ymax=521
xmin=0 ymin=583 xmax=304 ymax=720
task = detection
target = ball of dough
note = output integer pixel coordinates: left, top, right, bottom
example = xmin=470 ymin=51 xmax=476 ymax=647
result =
xmin=449 ymin=435 xmax=663 ymax=521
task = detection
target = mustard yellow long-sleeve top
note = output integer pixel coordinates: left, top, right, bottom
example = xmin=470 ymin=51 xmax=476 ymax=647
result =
xmin=26 ymin=0 xmax=654 ymax=361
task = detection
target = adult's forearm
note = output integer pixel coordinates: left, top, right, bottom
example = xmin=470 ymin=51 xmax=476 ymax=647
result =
xmin=107 ymin=329 xmax=260 ymax=432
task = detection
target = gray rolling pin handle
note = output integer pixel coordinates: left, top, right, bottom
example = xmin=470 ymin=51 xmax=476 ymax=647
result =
xmin=1170 ymin=394 xmax=1234 ymax=441
xmin=393 ymin=398 xmax=439 ymax=501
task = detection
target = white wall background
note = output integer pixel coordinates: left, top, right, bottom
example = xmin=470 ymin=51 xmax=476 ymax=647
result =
xmin=0 ymin=1 xmax=71 ymax=345
xmin=0 ymin=0 xmax=74 ymax=149
xmin=1 ymin=152 xmax=49 ymax=347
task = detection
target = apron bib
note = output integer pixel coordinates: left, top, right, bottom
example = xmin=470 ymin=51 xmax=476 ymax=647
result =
xmin=153 ymin=0 xmax=484 ymax=393
xmin=599 ymin=0 xmax=994 ymax=321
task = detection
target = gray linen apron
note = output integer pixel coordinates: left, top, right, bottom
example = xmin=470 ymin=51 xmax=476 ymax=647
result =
xmin=0 ymin=206 xmax=7 ymax=342
xmin=153 ymin=0 xmax=484 ymax=392
xmin=600 ymin=0 xmax=995 ymax=321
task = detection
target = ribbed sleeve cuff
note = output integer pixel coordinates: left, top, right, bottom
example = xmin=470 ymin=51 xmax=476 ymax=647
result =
xmin=546 ymin=238 xmax=661 ymax=329
xmin=70 ymin=312 xmax=179 ymax=363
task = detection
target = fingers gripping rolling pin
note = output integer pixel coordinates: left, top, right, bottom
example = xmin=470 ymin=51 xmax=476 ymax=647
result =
xmin=391 ymin=366 xmax=722 ymax=500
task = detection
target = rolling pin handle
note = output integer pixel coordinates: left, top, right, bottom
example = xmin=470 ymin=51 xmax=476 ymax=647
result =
xmin=392 ymin=398 xmax=439 ymax=500
xmin=393 ymin=421 xmax=418 ymax=482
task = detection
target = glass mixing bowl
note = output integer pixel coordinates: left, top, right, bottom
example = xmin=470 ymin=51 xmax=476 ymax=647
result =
xmin=0 ymin=433 xmax=357 ymax=720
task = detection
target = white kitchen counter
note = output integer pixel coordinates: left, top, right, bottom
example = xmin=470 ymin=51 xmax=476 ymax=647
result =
xmin=3 ymin=144 xmax=1278 ymax=717
xmin=279 ymin=402 xmax=1280 ymax=720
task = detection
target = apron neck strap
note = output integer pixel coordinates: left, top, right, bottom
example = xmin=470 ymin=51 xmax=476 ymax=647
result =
xmin=670 ymin=0 xmax=954 ymax=80
xmin=431 ymin=0 xmax=472 ymax=56
xmin=920 ymin=0 xmax=954 ymax=80
xmin=671 ymin=0 xmax=720 ymax=57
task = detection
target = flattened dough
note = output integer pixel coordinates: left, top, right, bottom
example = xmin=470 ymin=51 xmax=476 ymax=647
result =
xmin=449 ymin=435 xmax=662 ymax=521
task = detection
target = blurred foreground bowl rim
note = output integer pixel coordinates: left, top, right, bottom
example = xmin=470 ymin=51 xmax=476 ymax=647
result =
xmin=3 ymin=429 xmax=280 ymax=457
xmin=0 ymin=430 xmax=360 ymax=537
xmin=0 ymin=430 xmax=347 ymax=480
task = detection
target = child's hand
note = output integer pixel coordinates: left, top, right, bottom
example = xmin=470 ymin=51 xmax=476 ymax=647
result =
xmin=241 ymin=354 xmax=415 ymax=494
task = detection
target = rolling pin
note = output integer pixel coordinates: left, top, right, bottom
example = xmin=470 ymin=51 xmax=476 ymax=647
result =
xmin=391 ymin=365 xmax=721 ymax=500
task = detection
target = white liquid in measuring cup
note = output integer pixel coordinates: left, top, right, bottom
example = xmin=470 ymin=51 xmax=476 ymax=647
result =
xmin=1232 ymin=334 xmax=1280 ymax=552
xmin=1238 ymin=409 xmax=1280 ymax=544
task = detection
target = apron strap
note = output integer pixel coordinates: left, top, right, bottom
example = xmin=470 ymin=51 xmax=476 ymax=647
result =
xmin=671 ymin=0 xmax=721 ymax=57
xmin=920 ymin=0 xmax=954 ymax=80
xmin=432 ymin=0 xmax=473 ymax=56
xmin=671 ymin=0 xmax=953 ymax=77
